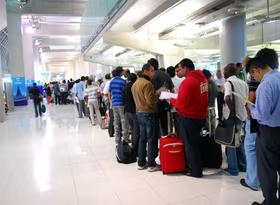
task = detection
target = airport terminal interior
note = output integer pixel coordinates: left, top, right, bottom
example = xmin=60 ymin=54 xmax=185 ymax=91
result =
xmin=0 ymin=0 xmax=280 ymax=204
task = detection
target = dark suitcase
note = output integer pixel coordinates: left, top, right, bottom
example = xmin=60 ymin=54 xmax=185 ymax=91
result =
xmin=116 ymin=141 xmax=137 ymax=164
xmin=201 ymin=134 xmax=222 ymax=169
xmin=201 ymin=107 xmax=222 ymax=169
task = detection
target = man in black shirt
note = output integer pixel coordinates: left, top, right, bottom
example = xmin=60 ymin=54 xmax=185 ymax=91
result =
xmin=122 ymin=73 xmax=139 ymax=152
xmin=30 ymin=83 xmax=42 ymax=117
xmin=148 ymin=58 xmax=175 ymax=136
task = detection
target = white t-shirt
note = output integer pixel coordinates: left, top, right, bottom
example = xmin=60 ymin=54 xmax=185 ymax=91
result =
xmin=103 ymin=80 xmax=111 ymax=95
xmin=172 ymin=76 xmax=184 ymax=93
xmin=223 ymin=76 xmax=249 ymax=121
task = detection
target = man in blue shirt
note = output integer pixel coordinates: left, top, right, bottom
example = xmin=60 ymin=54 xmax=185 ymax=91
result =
xmin=249 ymin=48 xmax=280 ymax=205
xmin=109 ymin=66 xmax=129 ymax=144
xmin=76 ymin=76 xmax=86 ymax=118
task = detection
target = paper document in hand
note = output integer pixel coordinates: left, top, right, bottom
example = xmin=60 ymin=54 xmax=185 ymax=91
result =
xmin=159 ymin=92 xmax=178 ymax=100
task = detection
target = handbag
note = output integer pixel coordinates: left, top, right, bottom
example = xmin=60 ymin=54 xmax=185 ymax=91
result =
xmin=214 ymin=81 xmax=241 ymax=148
xmin=41 ymin=104 xmax=46 ymax=113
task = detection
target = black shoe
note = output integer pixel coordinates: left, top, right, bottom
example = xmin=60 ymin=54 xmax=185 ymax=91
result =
xmin=251 ymin=202 xmax=261 ymax=205
xmin=240 ymin=179 xmax=259 ymax=191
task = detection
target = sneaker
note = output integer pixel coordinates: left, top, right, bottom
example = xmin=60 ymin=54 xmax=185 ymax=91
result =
xmin=240 ymin=179 xmax=259 ymax=191
xmin=138 ymin=165 xmax=147 ymax=170
xmin=147 ymin=166 xmax=160 ymax=172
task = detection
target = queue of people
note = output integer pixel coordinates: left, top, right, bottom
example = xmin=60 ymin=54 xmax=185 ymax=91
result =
xmin=29 ymin=48 xmax=280 ymax=205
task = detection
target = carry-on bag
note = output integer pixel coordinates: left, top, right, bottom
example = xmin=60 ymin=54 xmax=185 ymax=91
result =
xmin=116 ymin=141 xmax=136 ymax=164
xmin=201 ymin=107 xmax=222 ymax=169
xmin=214 ymin=81 xmax=241 ymax=148
xmin=160 ymin=134 xmax=185 ymax=174
xmin=160 ymin=112 xmax=185 ymax=174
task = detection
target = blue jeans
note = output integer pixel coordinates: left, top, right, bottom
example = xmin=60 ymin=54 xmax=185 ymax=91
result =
xmin=137 ymin=113 xmax=158 ymax=167
xmin=245 ymin=119 xmax=260 ymax=189
xmin=226 ymin=119 xmax=242 ymax=176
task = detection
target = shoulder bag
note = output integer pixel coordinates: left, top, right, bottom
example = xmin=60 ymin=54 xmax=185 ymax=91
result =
xmin=214 ymin=81 xmax=241 ymax=148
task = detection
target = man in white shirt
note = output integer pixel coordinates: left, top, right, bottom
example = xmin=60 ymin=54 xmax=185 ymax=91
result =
xmin=223 ymin=63 xmax=249 ymax=176
xmin=215 ymin=70 xmax=226 ymax=121
xmin=84 ymin=79 xmax=101 ymax=126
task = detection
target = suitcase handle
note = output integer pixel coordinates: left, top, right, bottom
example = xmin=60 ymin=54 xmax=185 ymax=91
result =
xmin=168 ymin=150 xmax=182 ymax=154
xmin=163 ymin=142 xmax=184 ymax=148
xmin=162 ymin=133 xmax=177 ymax=139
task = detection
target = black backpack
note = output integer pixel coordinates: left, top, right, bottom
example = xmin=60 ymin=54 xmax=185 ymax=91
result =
xmin=116 ymin=141 xmax=137 ymax=164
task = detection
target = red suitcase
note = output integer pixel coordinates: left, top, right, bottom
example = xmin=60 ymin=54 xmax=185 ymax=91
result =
xmin=160 ymin=134 xmax=186 ymax=174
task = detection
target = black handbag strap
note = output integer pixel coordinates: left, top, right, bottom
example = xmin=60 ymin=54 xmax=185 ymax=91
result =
xmin=228 ymin=81 xmax=236 ymax=118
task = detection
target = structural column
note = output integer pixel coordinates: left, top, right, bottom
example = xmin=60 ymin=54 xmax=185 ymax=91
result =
xmin=0 ymin=58 xmax=5 ymax=122
xmin=220 ymin=14 xmax=247 ymax=70
xmin=6 ymin=9 xmax=26 ymax=110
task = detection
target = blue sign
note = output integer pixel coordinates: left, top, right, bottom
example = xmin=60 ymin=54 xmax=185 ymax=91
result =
xmin=12 ymin=76 xmax=28 ymax=106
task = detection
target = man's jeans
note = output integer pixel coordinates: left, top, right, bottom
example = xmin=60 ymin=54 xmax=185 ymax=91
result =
xmin=113 ymin=106 xmax=128 ymax=143
xmin=88 ymin=100 xmax=102 ymax=125
xmin=244 ymin=119 xmax=260 ymax=189
xmin=78 ymin=100 xmax=86 ymax=118
xmin=226 ymin=119 xmax=243 ymax=176
xmin=137 ymin=112 xmax=158 ymax=167
xmin=125 ymin=112 xmax=140 ymax=153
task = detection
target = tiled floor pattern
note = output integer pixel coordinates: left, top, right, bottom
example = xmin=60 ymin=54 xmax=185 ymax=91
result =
xmin=0 ymin=102 xmax=263 ymax=205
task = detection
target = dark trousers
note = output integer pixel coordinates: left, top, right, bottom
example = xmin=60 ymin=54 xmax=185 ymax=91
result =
xmin=125 ymin=112 xmax=140 ymax=153
xmin=61 ymin=92 xmax=68 ymax=104
xmin=55 ymin=94 xmax=61 ymax=105
xmin=180 ymin=117 xmax=205 ymax=177
xmin=217 ymin=92 xmax=224 ymax=121
xmin=137 ymin=113 xmax=158 ymax=167
xmin=34 ymin=101 xmax=42 ymax=117
xmin=159 ymin=110 xmax=168 ymax=136
xmin=256 ymin=125 xmax=280 ymax=205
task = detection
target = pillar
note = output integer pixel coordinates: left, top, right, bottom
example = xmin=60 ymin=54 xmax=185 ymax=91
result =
xmin=6 ymin=9 xmax=26 ymax=110
xmin=220 ymin=14 xmax=247 ymax=70
xmin=0 ymin=58 xmax=5 ymax=122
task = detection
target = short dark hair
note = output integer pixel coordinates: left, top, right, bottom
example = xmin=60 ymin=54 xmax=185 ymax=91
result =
xmin=248 ymin=57 xmax=267 ymax=71
xmin=224 ymin=63 xmax=237 ymax=76
xmin=87 ymin=79 xmax=93 ymax=86
xmin=166 ymin=66 xmax=175 ymax=78
xmin=111 ymin=69 xmax=117 ymax=77
xmin=236 ymin=63 xmax=242 ymax=68
xmin=63 ymin=80 xmax=66 ymax=83
xmin=105 ymin=73 xmax=111 ymax=80
xmin=33 ymin=83 xmax=37 ymax=87
xmin=115 ymin=66 xmax=123 ymax=76
xmin=148 ymin=58 xmax=159 ymax=71
xmin=159 ymin=67 xmax=166 ymax=72
xmin=142 ymin=63 xmax=152 ymax=72
xmin=127 ymin=73 xmax=137 ymax=84
xmin=202 ymin=69 xmax=212 ymax=79
xmin=255 ymin=48 xmax=279 ymax=69
xmin=81 ymin=76 xmax=85 ymax=81
xmin=179 ymin=58 xmax=195 ymax=71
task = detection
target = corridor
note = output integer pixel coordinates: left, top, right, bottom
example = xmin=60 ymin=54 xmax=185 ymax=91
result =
xmin=0 ymin=103 xmax=263 ymax=205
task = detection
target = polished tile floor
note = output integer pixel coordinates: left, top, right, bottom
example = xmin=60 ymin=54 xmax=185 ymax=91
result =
xmin=0 ymin=102 xmax=263 ymax=205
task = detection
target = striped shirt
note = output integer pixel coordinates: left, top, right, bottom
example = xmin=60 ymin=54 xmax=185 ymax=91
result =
xmin=109 ymin=76 xmax=126 ymax=106
xmin=84 ymin=84 xmax=99 ymax=103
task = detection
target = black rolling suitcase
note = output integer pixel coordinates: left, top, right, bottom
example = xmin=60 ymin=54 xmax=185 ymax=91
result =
xmin=201 ymin=107 xmax=222 ymax=169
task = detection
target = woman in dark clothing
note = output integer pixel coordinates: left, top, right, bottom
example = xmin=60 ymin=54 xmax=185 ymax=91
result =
xmin=122 ymin=73 xmax=140 ymax=153
xmin=30 ymin=83 xmax=42 ymax=117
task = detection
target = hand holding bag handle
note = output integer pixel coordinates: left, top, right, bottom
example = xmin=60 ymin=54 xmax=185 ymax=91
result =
xmin=214 ymin=81 xmax=240 ymax=147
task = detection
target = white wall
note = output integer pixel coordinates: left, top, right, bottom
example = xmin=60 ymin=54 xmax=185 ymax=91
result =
xmin=74 ymin=56 xmax=90 ymax=79
xmin=0 ymin=0 xmax=7 ymax=31
xmin=88 ymin=62 xmax=112 ymax=78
